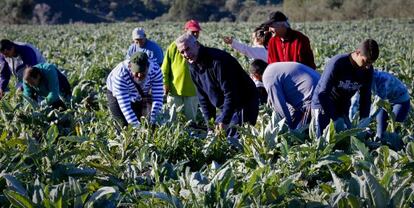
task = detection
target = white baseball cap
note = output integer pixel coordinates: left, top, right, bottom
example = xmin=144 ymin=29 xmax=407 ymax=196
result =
xmin=132 ymin=27 xmax=146 ymax=40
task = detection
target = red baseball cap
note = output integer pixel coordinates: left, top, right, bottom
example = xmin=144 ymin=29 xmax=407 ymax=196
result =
xmin=184 ymin=20 xmax=201 ymax=32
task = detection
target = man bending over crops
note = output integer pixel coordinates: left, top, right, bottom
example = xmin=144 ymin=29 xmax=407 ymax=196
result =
xmin=125 ymin=27 xmax=164 ymax=66
xmin=23 ymin=63 xmax=71 ymax=110
xmin=349 ymin=70 xmax=410 ymax=150
xmin=161 ymin=20 xmax=202 ymax=122
xmin=175 ymin=33 xmax=259 ymax=138
xmin=0 ymin=39 xmax=45 ymax=92
xmin=106 ymin=52 xmax=164 ymax=129
xmin=249 ymin=59 xmax=268 ymax=105
xmin=263 ymin=62 xmax=320 ymax=129
xmin=263 ymin=11 xmax=316 ymax=69
xmin=311 ymin=39 xmax=379 ymax=137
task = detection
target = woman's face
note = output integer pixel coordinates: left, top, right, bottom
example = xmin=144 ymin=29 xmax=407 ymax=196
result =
xmin=252 ymin=32 xmax=263 ymax=46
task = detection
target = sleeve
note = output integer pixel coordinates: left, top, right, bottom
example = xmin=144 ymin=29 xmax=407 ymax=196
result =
xmin=0 ymin=59 xmax=11 ymax=91
xmin=358 ymin=68 xmax=373 ymax=118
xmin=299 ymin=36 xmax=316 ymax=69
xmin=215 ymin=59 xmax=241 ymax=124
xmin=113 ymin=72 xmax=140 ymax=126
xmin=267 ymin=37 xmax=276 ymax=64
xmin=231 ymin=39 xmax=267 ymax=61
xmin=316 ymin=60 xmax=339 ymax=120
xmin=125 ymin=44 xmax=134 ymax=60
xmin=155 ymin=45 xmax=164 ymax=66
xmin=149 ymin=64 xmax=164 ymax=123
xmin=161 ymin=44 xmax=173 ymax=85
xmin=21 ymin=47 xmax=38 ymax=66
xmin=267 ymin=82 xmax=293 ymax=128
xmin=191 ymin=68 xmax=216 ymax=124
xmin=23 ymin=82 xmax=36 ymax=100
xmin=43 ymin=64 xmax=60 ymax=104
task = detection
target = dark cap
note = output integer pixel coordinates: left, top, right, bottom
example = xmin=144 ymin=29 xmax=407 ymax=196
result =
xmin=262 ymin=11 xmax=288 ymax=26
xmin=130 ymin=52 xmax=149 ymax=73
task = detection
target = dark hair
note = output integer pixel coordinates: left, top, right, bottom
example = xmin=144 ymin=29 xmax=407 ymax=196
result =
xmin=358 ymin=39 xmax=379 ymax=61
xmin=0 ymin=39 xmax=15 ymax=52
xmin=250 ymin=59 xmax=268 ymax=76
xmin=24 ymin=66 xmax=41 ymax=80
xmin=254 ymin=26 xmax=272 ymax=49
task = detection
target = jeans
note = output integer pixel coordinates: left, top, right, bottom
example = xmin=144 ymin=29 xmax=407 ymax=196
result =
xmin=290 ymin=104 xmax=311 ymax=129
xmin=217 ymin=97 xmax=259 ymax=139
xmin=312 ymin=109 xmax=351 ymax=138
xmin=376 ymin=100 xmax=410 ymax=138
xmin=107 ymin=90 xmax=142 ymax=128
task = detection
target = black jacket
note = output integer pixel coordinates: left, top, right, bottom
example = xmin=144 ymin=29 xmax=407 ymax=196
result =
xmin=189 ymin=45 xmax=258 ymax=124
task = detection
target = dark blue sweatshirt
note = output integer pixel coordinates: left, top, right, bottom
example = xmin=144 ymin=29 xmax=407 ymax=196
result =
xmin=189 ymin=45 xmax=258 ymax=124
xmin=14 ymin=43 xmax=43 ymax=73
xmin=311 ymin=53 xmax=372 ymax=120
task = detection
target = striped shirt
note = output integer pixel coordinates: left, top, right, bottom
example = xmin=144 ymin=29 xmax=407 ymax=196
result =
xmin=106 ymin=60 xmax=164 ymax=126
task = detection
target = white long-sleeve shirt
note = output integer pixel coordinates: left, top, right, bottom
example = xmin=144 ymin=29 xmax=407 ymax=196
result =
xmin=231 ymin=39 xmax=267 ymax=62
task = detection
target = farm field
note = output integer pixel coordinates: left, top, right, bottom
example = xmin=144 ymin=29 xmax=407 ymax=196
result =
xmin=0 ymin=19 xmax=414 ymax=207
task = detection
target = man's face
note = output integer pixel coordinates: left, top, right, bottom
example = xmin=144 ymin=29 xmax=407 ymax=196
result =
xmin=1 ymin=47 xmax=15 ymax=58
xmin=269 ymin=22 xmax=287 ymax=37
xmin=26 ymin=74 xmax=41 ymax=87
xmin=186 ymin=30 xmax=200 ymax=39
xmin=250 ymin=72 xmax=262 ymax=82
xmin=177 ymin=41 xmax=200 ymax=64
xmin=129 ymin=64 xmax=148 ymax=82
xmin=134 ymin=38 xmax=146 ymax=47
xmin=355 ymin=50 xmax=374 ymax=69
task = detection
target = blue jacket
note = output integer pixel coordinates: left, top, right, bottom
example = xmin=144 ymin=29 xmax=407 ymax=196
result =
xmin=125 ymin=39 xmax=164 ymax=66
xmin=189 ymin=45 xmax=258 ymax=125
xmin=372 ymin=70 xmax=410 ymax=103
xmin=14 ymin=43 xmax=45 ymax=73
xmin=312 ymin=53 xmax=372 ymax=120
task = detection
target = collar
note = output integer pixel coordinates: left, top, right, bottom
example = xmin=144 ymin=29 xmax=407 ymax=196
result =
xmin=194 ymin=45 xmax=212 ymax=70
xmin=281 ymin=28 xmax=294 ymax=42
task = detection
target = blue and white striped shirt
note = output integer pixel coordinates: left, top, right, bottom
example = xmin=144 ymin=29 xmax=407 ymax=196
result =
xmin=107 ymin=60 xmax=164 ymax=126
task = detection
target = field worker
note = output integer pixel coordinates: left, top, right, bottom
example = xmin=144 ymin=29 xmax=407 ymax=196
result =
xmin=263 ymin=11 xmax=316 ymax=69
xmin=311 ymin=39 xmax=379 ymax=137
xmin=106 ymin=52 xmax=164 ymax=128
xmin=249 ymin=59 xmax=268 ymax=105
xmin=223 ymin=25 xmax=271 ymax=62
xmin=175 ymin=33 xmax=259 ymax=139
xmin=0 ymin=54 xmax=11 ymax=100
xmin=0 ymin=39 xmax=45 ymax=89
xmin=23 ymin=63 xmax=71 ymax=110
xmin=350 ymin=70 xmax=410 ymax=148
xmin=161 ymin=20 xmax=202 ymax=122
xmin=263 ymin=62 xmax=320 ymax=129
xmin=125 ymin=27 xmax=164 ymax=66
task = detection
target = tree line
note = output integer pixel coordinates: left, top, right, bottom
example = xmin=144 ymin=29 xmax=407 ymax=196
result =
xmin=0 ymin=0 xmax=412 ymax=24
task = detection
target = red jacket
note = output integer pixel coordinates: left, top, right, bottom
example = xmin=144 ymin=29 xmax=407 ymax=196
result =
xmin=267 ymin=29 xmax=316 ymax=69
